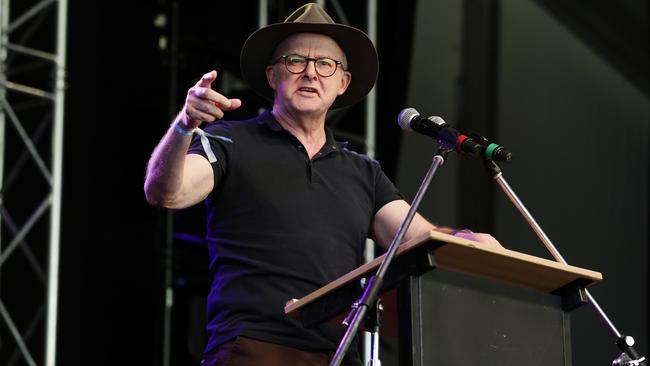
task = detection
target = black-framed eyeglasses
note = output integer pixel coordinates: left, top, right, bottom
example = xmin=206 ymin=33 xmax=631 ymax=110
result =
xmin=273 ymin=54 xmax=343 ymax=77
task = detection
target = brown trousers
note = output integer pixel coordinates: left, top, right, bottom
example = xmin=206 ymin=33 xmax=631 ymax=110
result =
xmin=200 ymin=337 xmax=349 ymax=366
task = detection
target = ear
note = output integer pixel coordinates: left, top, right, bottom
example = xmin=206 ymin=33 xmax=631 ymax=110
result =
xmin=265 ymin=65 xmax=277 ymax=91
xmin=337 ymin=71 xmax=352 ymax=96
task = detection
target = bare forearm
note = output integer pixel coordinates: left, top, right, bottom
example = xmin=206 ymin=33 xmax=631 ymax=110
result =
xmin=401 ymin=212 xmax=436 ymax=243
xmin=372 ymin=200 xmax=497 ymax=250
xmin=372 ymin=200 xmax=432 ymax=248
xmin=145 ymin=70 xmax=240 ymax=208
xmin=144 ymin=116 xmax=193 ymax=206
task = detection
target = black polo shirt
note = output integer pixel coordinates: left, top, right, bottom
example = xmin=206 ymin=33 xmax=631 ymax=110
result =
xmin=188 ymin=110 xmax=402 ymax=363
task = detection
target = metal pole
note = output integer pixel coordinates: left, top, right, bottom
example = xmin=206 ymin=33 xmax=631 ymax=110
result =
xmin=363 ymin=1 xmax=378 ymax=363
xmin=365 ymin=0 xmax=377 ymax=160
xmin=162 ymin=2 xmax=181 ymax=365
xmin=258 ymin=0 xmax=268 ymax=28
xmin=330 ymin=149 xmax=451 ymax=366
xmin=45 ymin=0 xmax=67 ymax=365
xmin=0 ymin=0 xmax=9 ymax=299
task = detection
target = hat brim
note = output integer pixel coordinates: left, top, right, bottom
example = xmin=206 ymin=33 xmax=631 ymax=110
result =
xmin=240 ymin=22 xmax=378 ymax=109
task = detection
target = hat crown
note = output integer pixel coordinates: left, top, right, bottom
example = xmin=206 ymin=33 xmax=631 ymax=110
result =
xmin=284 ymin=3 xmax=334 ymax=24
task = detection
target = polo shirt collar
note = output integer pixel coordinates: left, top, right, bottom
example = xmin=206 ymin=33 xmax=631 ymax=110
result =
xmin=256 ymin=110 xmax=348 ymax=152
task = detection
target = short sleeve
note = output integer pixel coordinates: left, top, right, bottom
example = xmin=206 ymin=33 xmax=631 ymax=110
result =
xmin=187 ymin=123 xmax=235 ymax=187
xmin=372 ymin=161 xmax=403 ymax=213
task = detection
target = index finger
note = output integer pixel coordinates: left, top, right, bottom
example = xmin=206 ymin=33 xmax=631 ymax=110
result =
xmin=196 ymin=70 xmax=217 ymax=88
xmin=193 ymin=88 xmax=234 ymax=109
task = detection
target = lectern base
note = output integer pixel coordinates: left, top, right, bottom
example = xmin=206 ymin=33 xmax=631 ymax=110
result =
xmin=398 ymin=269 xmax=574 ymax=366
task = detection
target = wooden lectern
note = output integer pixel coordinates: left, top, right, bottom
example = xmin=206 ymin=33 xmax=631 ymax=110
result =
xmin=285 ymin=231 xmax=602 ymax=366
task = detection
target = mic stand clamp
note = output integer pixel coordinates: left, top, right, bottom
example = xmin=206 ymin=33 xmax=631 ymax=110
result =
xmin=329 ymin=148 xmax=452 ymax=366
xmin=342 ymin=286 xmax=384 ymax=366
xmin=364 ymin=298 xmax=383 ymax=366
xmin=613 ymin=352 xmax=647 ymax=366
xmin=484 ymin=159 xmax=647 ymax=366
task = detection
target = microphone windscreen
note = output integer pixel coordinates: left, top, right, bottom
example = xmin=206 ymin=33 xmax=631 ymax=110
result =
xmin=397 ymin=108 xmax=420 ymax=131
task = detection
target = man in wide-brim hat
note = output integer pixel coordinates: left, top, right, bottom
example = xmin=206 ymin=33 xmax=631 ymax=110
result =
xmin=240 ymin=2 xmax=378 ymax=109
xmin=145 ymin=3 xmax=500 ymax=366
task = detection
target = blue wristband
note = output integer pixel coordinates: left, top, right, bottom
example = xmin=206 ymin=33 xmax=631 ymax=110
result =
xmin=174 ymin=122 xmax=194 ymax=137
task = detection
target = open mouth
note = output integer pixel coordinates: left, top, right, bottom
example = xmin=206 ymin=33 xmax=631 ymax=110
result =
xmin=297 ymin=87 xmax=318 ymax=95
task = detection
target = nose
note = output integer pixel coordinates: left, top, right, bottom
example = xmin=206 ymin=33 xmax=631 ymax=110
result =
xmin=302 ymin=59 xmax=318 ymax=79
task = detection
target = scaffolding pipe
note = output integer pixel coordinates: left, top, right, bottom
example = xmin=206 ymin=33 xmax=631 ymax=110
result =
xmin=45 ymin=0 xmax=67 ymax=362
xmin=0 ymin=0 xmax=9 ymax=298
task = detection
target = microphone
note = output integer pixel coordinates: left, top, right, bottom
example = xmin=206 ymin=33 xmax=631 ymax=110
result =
xmin=397 ymin=108 xmax=481 ymax=156
xmin=397 ymin=108 xmax=512 ymax=163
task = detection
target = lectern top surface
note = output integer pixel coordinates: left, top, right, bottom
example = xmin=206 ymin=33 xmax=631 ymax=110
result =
xmin=285 ymin=230 xmax=602 ymax=316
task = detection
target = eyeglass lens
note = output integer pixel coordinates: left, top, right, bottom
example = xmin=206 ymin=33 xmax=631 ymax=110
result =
xmin=284 ymin=55 xmax=338 ymax=77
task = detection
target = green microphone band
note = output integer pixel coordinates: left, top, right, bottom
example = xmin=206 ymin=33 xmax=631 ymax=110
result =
xmin=485 ymin=143 xmax=499 ymax=159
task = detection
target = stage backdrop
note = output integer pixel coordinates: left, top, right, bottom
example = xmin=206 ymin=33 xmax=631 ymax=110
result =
xmin=397 ymin=0 xmax=648 ymax=365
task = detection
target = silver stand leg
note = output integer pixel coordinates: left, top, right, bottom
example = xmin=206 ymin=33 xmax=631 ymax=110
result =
xmin=485 ymin=160 xmax=647 ymax=366
xmin=366 ymin=298 xmax=383 ymax=366
xmin=368 ymin=329 xmax=381 ymax=366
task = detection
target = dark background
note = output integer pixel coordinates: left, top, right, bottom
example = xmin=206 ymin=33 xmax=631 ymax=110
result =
xmin=0 ymin=0 xmax=647 ymax=365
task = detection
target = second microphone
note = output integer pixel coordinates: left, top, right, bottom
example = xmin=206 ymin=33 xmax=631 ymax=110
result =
xmin=397 ymin=108 xmax=512 ymax=163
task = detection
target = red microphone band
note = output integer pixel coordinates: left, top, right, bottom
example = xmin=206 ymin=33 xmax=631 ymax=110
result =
xmin=456 ymin=134 xmax=469 ymax=153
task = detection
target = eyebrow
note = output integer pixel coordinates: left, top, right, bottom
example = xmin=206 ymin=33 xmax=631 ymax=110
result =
xmin=285 ymin=52 xmax=341 ymax=60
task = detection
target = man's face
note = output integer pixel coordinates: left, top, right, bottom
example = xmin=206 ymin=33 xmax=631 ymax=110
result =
xmin=266 ymin=33 xmax=351 ymax=116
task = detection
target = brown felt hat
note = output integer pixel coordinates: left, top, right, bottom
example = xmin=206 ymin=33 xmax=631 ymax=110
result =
xmin=240 ymin=3 xmax=378 ymax=109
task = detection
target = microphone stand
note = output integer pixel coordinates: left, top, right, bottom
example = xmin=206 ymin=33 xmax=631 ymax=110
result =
xmin=484 ymin=160 xmax=647 ymax=366
xmin=329 ymin=147 xmax=452 ymax=366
